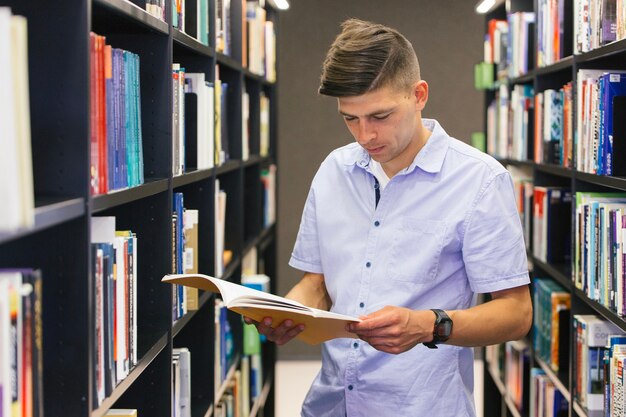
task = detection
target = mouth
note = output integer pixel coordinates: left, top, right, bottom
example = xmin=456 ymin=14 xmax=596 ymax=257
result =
xmin=366 ymin=146 xmax=384 ymax=155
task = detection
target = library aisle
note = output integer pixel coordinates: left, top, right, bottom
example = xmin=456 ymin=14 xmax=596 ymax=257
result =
xmin=275 ymin=359 xmax=485 ymax=417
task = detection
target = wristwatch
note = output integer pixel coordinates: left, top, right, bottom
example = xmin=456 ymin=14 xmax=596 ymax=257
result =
xmin=423 ymin=309 xmax=453 ymax=349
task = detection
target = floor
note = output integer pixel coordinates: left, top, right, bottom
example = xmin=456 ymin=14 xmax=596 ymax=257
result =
xmin=275 ymin=358 xmax=485 ymax=417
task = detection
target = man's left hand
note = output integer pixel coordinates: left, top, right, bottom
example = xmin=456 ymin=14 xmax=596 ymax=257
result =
xmin=346 ymin=306 xmax=435 ymax=354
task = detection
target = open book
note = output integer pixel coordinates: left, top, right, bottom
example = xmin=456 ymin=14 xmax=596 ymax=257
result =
xmin=162 ymin=274 xmax=361 ymax=344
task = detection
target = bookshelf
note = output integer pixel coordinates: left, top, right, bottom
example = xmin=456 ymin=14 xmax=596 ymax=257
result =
xmin=0 ymin=0 xmax=281 ymax=416
xmin=477 ymin=0 xmax=626 ymax=416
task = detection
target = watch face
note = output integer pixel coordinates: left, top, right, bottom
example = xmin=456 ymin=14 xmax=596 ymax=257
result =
xmin=436 ymin=321 xmax=452 ymax=337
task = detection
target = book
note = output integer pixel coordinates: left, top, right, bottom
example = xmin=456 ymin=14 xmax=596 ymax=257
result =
xmin=612 ymin=96 xmax=626 ymax=176
xmin=104 ymin=410 xmax=138 ymax=416
xmin=0 ymin=9 xmax=34 ymax=233
xmin=161 ymin=274 xmax=361 ymax=344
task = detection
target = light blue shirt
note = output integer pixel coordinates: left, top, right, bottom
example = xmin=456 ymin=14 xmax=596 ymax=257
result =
xmin=289 ymin=119 xmax=530 ymax=417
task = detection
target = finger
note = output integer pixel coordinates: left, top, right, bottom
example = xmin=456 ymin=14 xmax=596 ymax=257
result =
xmin=243 ymin=316 xmax=258 ymax=325
xmin=260 ymin=319 xmax=301 ymax=344
xmin=270 ymin=319 xmax=296 ymax=340
xmin=350 ymin=320 xmax=393 ymax=336
xmin=275 ymin=324 xmax=305 ymax=345
xmin=349 ymin=312 xmax=397 ymax=333
xmin=256 ymin=317 xmax=275 ymax=338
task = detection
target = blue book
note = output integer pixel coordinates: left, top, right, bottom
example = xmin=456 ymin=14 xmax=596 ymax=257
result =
xmin=135 ymin=53 xmax=144 ymax=184
xmin=123 ymin=50 xmax=132 ymax=188
xmin=602 ymin=73 xmax=626 ymax=175
xmin=173 ymin=192 xmax=185 ymax=317
xmin=127 ymin=52 xmax=136 ymax=187
xmin=104 ymin=45 xmax=115 ymax=191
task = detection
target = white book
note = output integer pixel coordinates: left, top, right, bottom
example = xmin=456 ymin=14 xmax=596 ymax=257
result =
xmin=214 ymin=183 xmax=226 ymax=277
xmin=104 ymin=410 xmax=138 ymax=416
xmin=242 ymin=90 xmax=250 ymax=161
xmin=94 ymin=248 xmax=106 ymax=405
xmin=11 ymin=15 xmax=34 ymax=231
xmin=0 ymin=9 xmax=33 ymax=233
xmin=114 ymin=235 xmax=128 ymax=383
xmin=184 ymin=73 xmax=206 ymax=169
xmin=162 ymin=273 xmax=361 ymax=345
xmin=260 ymin=93 xmax=270 ymax=157
xmin=205 ymin=82 xmax=215 ymax=169
xmin=173 ymin=347 xmax=191 ymax=417
xmin=0 ymin=273 xmax=23 ymax=417
xmin=131 ymin=233 xmax=137 ymax=365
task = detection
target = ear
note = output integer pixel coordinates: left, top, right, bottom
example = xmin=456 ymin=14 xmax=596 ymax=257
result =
xmin=413 ymin=80 xmax=428 ymax=111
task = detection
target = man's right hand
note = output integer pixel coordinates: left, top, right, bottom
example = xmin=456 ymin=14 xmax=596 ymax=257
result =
xmin=243 ymin=316 xmax=305 ymax=345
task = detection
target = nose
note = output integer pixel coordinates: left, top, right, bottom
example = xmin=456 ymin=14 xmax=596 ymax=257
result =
xmin=355 ymin=119 xmax=375 ymax=145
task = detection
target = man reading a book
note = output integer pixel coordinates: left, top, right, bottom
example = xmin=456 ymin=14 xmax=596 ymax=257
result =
xmin=246 ymin=18 xmax=532 ymax=417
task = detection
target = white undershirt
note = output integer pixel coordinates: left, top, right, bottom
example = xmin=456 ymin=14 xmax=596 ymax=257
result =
xmin=369 ymin=160 xmax=390 ymax=190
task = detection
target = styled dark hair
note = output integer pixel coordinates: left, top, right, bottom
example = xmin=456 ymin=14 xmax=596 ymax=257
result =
xmin=319 ymin=18 xmax=421 ymax=97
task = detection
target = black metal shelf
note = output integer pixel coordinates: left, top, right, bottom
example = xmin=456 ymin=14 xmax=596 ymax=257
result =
xmin=91 ymin=332 xmax=168 ymax=417
xmin=93 ymin=0 xmax=169 ymax=34
xmin=479 ymin=2 xmax=626 ymax=417
xmin=172 ymin=168 xmax=214 ymax=188
xmin=534 ymin=163 xmax=573 ymax=178
xmin=575 ymin=37 xmax=626 ymax=64
xmin=573 ymin=288 xmax=626 ymax=333
xmin=243 ymin=154 xmax=265 ymax=167
xmin=216 ymin=52 xmax=242 ymax=71
xmin=172 ymin=291 xmax=213 ymax=338
xmin=532 ymin=257 xmax=572 ymax=290
xmin=243 ymin=68 xmax=274 ymax=85
xmin=533 ymin=355 xmax=569 ymax=401
xmin=172 ymin=28 xmax=215 ymax=57
xmin=574 ymin=171 xmax=626 ymax=191
xmin=509 ymin=71 xmax=534 ymax=84
xmin=485 ymin=363 xmax=524 ymax=417
xmin=243 ymin=224 xmax=275 ymax=256
xmin=216 ymin=159 xmax=242 ymax=176
xmin=534 ymin=55 xmax=574 ymax=77
xmin=499 ymin=158 xmax=534 ymax=168
xmin=5 ymin=0 xmax=280 ymax=414
xmin=91 ymin=178 xmax=169 ymax=212
xmin=0 ymin=198 xmax=85 ymax=245
xmin=249 ymin=372 xmax=274 ymax=417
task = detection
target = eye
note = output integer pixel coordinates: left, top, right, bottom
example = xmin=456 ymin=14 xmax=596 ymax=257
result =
xmin=372 ymin=113 xmax=391 ymax=120
xmin=343 ymin=115 xmax=357 ymax=122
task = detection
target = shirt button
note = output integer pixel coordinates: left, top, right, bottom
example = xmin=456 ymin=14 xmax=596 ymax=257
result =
xmin=353 ymin=342 xmax=359 ymax=348
xmin=348 ymin=385 xmax=354 ymax=391
xmin=359 ymin=302 xmax=365 ymax=308
xmin=374 ymin=221 xmax=380 ymax=227
xmin=365 ymin=262 xmax=371 ymax=268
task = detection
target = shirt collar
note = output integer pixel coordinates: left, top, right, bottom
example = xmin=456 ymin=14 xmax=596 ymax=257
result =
xmin=346 ymin=118 xmax=450 ymax=175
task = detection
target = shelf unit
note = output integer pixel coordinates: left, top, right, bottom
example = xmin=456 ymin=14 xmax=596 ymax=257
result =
xmin=0 ymin=0 xmax=280 ymax=415
xmin=479 ymin=1 xmax=626 ymax=416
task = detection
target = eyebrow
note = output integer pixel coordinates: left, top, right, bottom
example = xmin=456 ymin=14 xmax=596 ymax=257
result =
xmin=338 ymin=107 xmax=395 ymax=118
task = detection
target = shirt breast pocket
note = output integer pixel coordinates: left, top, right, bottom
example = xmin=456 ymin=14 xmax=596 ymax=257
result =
xmin=387 ymin=217 xmax=447 ymax=284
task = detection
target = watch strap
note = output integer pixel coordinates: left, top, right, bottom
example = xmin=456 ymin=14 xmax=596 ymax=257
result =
xmin=423 ymin=308 xmax=452 ymax=349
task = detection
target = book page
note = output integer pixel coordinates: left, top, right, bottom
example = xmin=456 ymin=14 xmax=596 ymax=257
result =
xmin=162 ymin=273 xmax=361 ymax=344
xmin=163 ymin=273 xmax=309 ymax=309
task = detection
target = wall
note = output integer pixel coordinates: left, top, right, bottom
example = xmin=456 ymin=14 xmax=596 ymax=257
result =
xmin=276 ymin=0 xmax=485 ymax=359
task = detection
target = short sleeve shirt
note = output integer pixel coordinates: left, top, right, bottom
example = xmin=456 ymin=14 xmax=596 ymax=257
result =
xmin=289 ymin=119 xmax=530 ymax=417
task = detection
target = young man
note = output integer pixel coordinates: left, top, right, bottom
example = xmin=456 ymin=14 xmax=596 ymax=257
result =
xmin=249 ymin=18 xmax=532 ymax=416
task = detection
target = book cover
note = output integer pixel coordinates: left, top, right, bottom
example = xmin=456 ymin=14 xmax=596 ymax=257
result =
xmin=611 ymin=96 xmax=626 ymax=176
xmin=601 ymin=73 xmax=626 ymax=175
xmin=183 ymin=209 xmax=199 ymax=311
xmin=162 ymin=274 xmax=361 ymax=344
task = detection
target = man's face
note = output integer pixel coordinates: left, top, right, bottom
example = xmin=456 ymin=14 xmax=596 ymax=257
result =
xmin=337 ymin=83 xmax=425 ymax=168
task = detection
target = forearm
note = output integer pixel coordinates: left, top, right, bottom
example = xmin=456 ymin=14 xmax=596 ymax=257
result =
xmin=285 ymin=272 xmax=331 ymax=311
xmin=445 ymin=286 xmax=533 ymax=347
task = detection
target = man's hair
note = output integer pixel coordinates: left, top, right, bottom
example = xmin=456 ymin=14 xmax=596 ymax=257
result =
xmin=319 ymin=18 xmax=421 ymax=97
